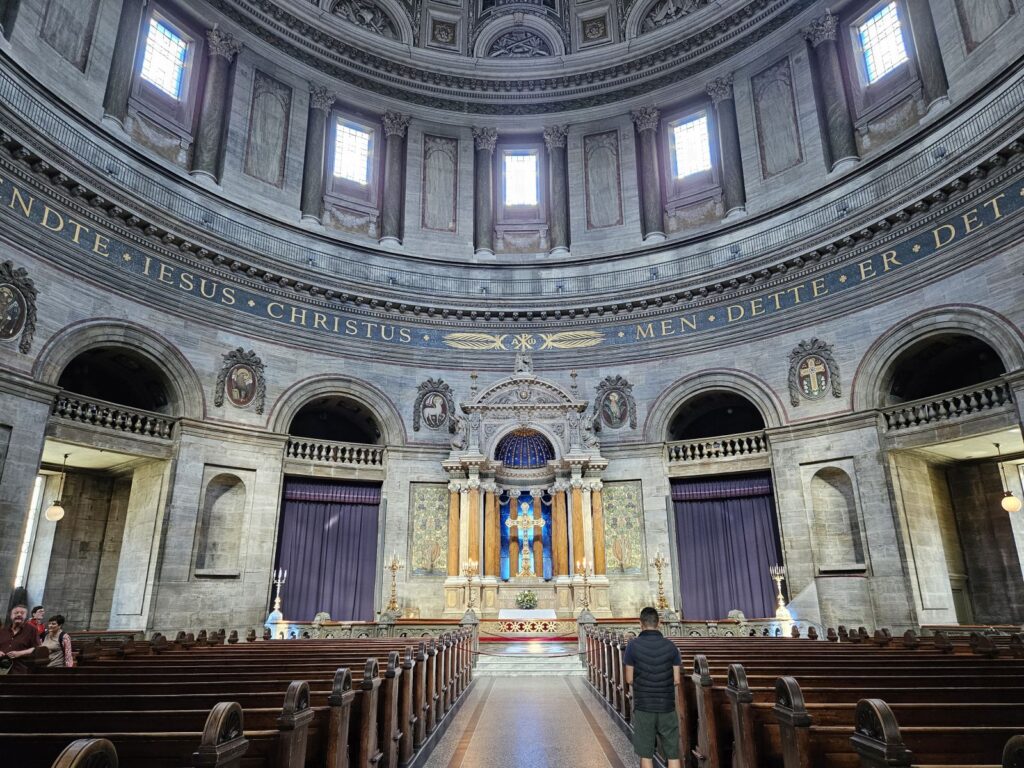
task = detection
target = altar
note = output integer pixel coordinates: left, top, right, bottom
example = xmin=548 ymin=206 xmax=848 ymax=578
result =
xmin=498 ymin=609 xmax=557 ymax=619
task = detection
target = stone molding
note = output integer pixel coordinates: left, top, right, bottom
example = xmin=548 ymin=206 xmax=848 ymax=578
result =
xmin=309 ymin=85 xmax=336 ymax=112
xmin=631 ymin=107 xmax=660 ymax=132
xmin=801 ymin=11 xmax=838 ymax=47
xmin=207 ymin=28 xmax=243 ymax=60
xmin=382 ymin=111 xmax=411 ymax=138
xmin=543 ymin=125 xmax=569 ymax=150
xmin=472 ymin=127 xmax=498 ymax=151
xmin=706 ymin=74 xmax=734 ymax=104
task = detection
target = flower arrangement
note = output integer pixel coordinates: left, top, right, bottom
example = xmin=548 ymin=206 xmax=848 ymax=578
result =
xmin=514 ymin=590 xmax=538 ymax=610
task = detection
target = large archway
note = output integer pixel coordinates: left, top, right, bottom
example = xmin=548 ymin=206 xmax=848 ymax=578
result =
xmin=667 ymin=390 xmax=767 ymax=441
xmin=881 ymin=333 xmax=1006 ymax=404
xmin=288 ymin=395 xmax=383 ymax=444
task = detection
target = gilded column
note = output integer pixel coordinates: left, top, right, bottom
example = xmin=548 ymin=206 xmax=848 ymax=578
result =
xmin=706 ymin=76 xmax=745 ymax=217
xmin=508 ymin=489 xmax=520 ymax=575
xmin=570 ymin=478 xmax=585 ymax=569
xmin=591 ymin=480 xmax=606 ymax=576
xmin=467 ymin=478 xmax=481 ymax=567
xmin=905 ymin=0 xmax=948 ymax=109
xmin=551 ymin=482 xmax=569 ymax=576
xmin=544 ymin=125 xmax=570 ymax=256
xmin=447 ymin=481 xmax=461 ymax=577
xmin=459 ymin=484 xmax=471 ymax=569
xmin=472 ymin=127 xmax=497 ymax=256
xmin=102 ymin=0 xmax=147 ymax=122
xmin=483 ymin=485 xmax=499 ymax=577
xmin=380 ymin=112 xmax=411 ymax=245
xmin=300 ymin=85 xmax=335 ymax=222
xmin=192 ymin=29 xmax=242 ymax=182
xmin=802 ymin=13 xmax=859 ymax=170
xmin=532 ymin=489 xmax=544 ymax=578
xmin=630 ymin=107 xmax=665 ymax=241
xmin=582 ymin=483 xmax=595 ymax=570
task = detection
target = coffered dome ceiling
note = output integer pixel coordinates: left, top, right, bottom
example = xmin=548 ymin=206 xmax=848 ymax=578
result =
xmin=215 ymin=0 xmax=810 ymax=113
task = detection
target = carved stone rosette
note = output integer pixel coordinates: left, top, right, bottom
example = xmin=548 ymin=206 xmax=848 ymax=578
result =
xmin=802 ymin=12 xmax=839 ymax=47
xmin=788 ymin=338 xmax=841 ymax=406
xmin=0 ymin=260 xmax=37 ymax=354
xmin=472 ymin=127 xmax=498 ymax=152
xmin=206 ymin=28 xmax=243 ymax=60
xmin=309 ymin=85 xmax=336 ymax=112
xmin=593 ymin=375 xmax=637 ymax=431
xmin=214 ymin=348 xmax=267 ymax=414
xmin=631 ymin=106 xmax=660 ymax=133
xmin=413 ymin=378 xmax=456 ymax=432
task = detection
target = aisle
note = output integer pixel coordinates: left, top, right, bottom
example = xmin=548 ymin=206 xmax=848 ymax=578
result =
xmin=421 ymin=676 xmax=638 ymax=767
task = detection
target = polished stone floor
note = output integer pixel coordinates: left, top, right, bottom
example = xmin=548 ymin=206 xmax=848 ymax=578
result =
xmin=421 ymin=676 xmax=639 ymax=767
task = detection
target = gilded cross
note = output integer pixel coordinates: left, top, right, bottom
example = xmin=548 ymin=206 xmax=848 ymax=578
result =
xmin=505 ymin=501 xmax=546 ymax=530
xmin=799 ymin=357 xmax=827 ymax=394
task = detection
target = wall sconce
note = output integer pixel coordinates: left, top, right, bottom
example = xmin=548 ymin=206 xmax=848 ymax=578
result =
xmin=44 ymin=453 xmax=70 ymax=522
xmin=994 ymin=443 xmax=1021 ymax=514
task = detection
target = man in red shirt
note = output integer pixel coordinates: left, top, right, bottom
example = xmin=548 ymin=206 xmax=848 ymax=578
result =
xmin=26 ymin=605 xmax=46 ymax=639
xmin=0 ymin=604 xmax=40 ymax=674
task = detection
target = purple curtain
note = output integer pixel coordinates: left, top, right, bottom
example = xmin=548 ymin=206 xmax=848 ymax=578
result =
xmin=275 ymin=479 xmax=381 ymax=621
xmin=672 ymin=473 xmax=780 ymax=620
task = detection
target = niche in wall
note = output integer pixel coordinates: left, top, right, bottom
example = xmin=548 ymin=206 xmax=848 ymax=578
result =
xmin=194 ymin=468 xmax=253 ymax=577
xmin=809 ymin=466 xmax=866 ymax=569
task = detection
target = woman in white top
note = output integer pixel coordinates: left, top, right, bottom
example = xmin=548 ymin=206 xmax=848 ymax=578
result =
xmin=41 ymin=614 xmax=74 ymax=668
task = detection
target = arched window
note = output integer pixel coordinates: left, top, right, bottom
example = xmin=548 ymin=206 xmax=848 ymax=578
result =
xmin=57 ymin=347 xmax=174 ymax=414
xmin=667 ymin=390 xmax=765 ymax=441
xmin=883 ymin=334 xmax=1005 ymax=404
xmin=288 ymin=395 xmax=382 ymax=444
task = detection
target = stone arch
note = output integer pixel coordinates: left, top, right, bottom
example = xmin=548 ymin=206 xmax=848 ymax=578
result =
xmin=808 ymin=466 xmax=864 ymax=566
xmin=268 ymin=375 xmax=406 ymax=446
xmin=32 ymin=319 xmax=205 ymax=419
xmin=852 ymin=305 xmax=1024 ymax=411
xmin=625 ymin=0 xmax=713 ymax=39
xmin=327 ymin=0 xmax=414 ymax=45
xmin=487 ymin=422 xmax=563 ymax=464
xmin=645 ymin=369 xmax=785 ymax=442
xmin=473 ymin=16 xmax=566 ymax=58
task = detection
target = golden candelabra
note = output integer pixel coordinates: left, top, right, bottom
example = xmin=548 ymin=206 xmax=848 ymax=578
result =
xmin=650 ymin=552 xmax=669 ymax=611
xmin=575 ymin=558 xmax=592 ymax=610
xmin=385 ymin=553 xmax=404 ymax=613
xmin=272 ymin=568 xmax=287 ymax=612
xmin=770 ymin=564 xmax=792 ymax=621
xmin=462 ymin=559 xmax=479 ymax=610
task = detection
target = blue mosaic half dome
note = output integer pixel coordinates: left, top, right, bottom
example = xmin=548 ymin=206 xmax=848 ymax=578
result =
xmin=495 ymin=429 xmax=555 ymax=468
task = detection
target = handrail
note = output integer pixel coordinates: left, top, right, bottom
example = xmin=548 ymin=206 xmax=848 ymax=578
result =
xmin=50 ymin=393 xmax=176 ymax=439
xmin=881 ymin=378 xmax=1014 ymax=432
xmin=666 ymin=430 xmax=769 ymax=462
xmin=285 ymin=438 xmax=386 ymax=466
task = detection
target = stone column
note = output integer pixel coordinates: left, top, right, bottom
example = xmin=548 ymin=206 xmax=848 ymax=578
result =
xmin=300 ymin=85 xmax=335 ymax=223
xmin=191 ymin=29 xmax=242 ymax=182
xmin=380 ymin=112 xmax=411 ymax=245
xmin=447 ymin=481 xmax=461 ymax=577
xmin=590 ymin=480 xmax=606 ymax=576
xmin=483 ymin=485 xmax=499 ymax=577
xmin=0 ymin=0 xmax=21 ymax=39
xmin=707 ymin=75 xmax=746 ymax=217
xmin=582 ymin=483 xmax=595 ymax=570
xmin=532 ymin=489 xmax=544 ymax=578
xmin=508 ymin=489 xmax=520 ymax=575
xmin=551 ymin=482 xmax=570 ymax=576
xmin=905 ymin=0 xmax=948 ymax=109
xmin=472 ymin=127 xmax=497 ymax=256
xmin=102 ymin=0 xmax=147 ymax=124
xmin=458 ymin=483 xmax=471 ymax=569
xmin=631 ymin=107 xmax=665 ymax=241
xmin=570 ymin=478 xmax=585 ymax=569
xmin=467 ymin=477 xmax=480 ymax=568
xmin=803 ymin=12 xmax=859 ymax=171
xmin=544 ymin=125 xmax=570 ymax=257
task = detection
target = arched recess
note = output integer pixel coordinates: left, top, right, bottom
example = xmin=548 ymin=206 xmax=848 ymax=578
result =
xmin=473 ymin=16 xmax=566 ymax=58
xmin=645 ymin=369 xmax=785 ymax=443
xmin=195 ymin=473 xmax=246 ymax=573
xmin=624 ymin=0 xmax=714 ymax=40
xmin=808 ymin=467 xmax=864 ymax=566
xmin=32 ymin=319 xmax=205 ymax=419
xmin=852 ymin=306 xmax=1024 ymax=411
xmin=269 ymin=375 xmax=406 ymax=447
xmin=487 ymin=423 xmax=563 ymax=465
xmin=327 ymin=0 xmax=414 ymax=44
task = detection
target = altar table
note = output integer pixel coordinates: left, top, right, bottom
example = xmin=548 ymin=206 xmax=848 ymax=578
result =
xmin=497 ymin=609 xmax=558 ymax=620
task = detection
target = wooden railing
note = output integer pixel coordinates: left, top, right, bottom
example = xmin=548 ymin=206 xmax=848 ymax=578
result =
xmin=666 ymin=430 xmax=769 ymax=463
xmin=285 ymin=438 xmax=386 ymax=467
xmin=51 ymin=393 xmax=176 ymax=439
xmin=881 ymin=379 xmax=1014 ymax=432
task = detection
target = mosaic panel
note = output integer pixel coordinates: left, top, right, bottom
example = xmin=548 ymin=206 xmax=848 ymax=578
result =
xmin=409 ymin=483 xmax=449 ymax=578
xmin=602 ymin=480 xmax=644 ymax=576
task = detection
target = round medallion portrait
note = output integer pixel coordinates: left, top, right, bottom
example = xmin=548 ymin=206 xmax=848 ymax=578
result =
xmin=600 ymin=391 xmax=628 ymax=429
xmin=225 ymin=363 xmax=258 ymax=407
xmin=797 ymin=354 xmax=830 ymax=400
xmin=420 ymin=392 xmax=449 ymax=430
xmin=0 ymin=283 xmax=27 ymax=341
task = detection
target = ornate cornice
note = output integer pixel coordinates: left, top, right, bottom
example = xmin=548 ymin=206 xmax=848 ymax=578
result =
xmin=382 ymin=112 xmax=411 ymax=138
xmin=631 ymin=107 xmax=660 ymax=132
xmin=801 ymin=11 xmax=837 ymax=47
xmin=207 ymin=28 xmax=243 ymax=60
xmin=706 ymin=74 xmax=734 ymax=105
xmin=543 ymin=125 xmax=569 ymax=151
xmin=472 ymin=127 xmax=498 ymax=152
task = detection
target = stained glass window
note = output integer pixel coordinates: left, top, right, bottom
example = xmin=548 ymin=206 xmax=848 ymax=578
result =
xmin=140 ymin=17 xmax=190 ymax=100
xmin=859 ymin=2 xmax=909 ymax=83
xmin=670 ymin=113 xmax=712 ymax=179
xmin=504 ymin=152 xmax=539 ymax=206
xmin=333 ymin=121 xmax=373 ymax=185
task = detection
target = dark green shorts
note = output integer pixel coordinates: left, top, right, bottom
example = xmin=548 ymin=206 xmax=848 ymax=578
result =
xmin=632 ymin=708 xmax=680 ymax=760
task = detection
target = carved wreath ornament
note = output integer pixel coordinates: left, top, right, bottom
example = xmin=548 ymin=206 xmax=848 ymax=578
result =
xmin=788 ymin=338 xmax=841 ymax=406
xmin=214 ymin=348 xmax=267 ymax=414
xmin=0 ymin=260 xmax=38 ymax=354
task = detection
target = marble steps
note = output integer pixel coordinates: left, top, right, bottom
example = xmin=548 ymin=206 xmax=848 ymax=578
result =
xmin=473 ymin=653 xmax=586 ymax=677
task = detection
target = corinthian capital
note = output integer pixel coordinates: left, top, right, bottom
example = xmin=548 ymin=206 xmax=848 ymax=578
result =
xmin=309 ymin=85 xmax=336 ymax=112
xmin=706 ymin=75 xmax=734 ymax=105
xmin=207 ymin=28 xmax=243 ymax=60
xmin=543 ymin=125 xmax=569 ymax=150
xmin=382 ymin=111 xmax=411 ymax=138
xmin=472 ymin=127 xmax=498 ymax=152
xmin=802 ymin=12 xmax=838 ymax=47
xmin=631 ymin=107 xmax=660 ymax=133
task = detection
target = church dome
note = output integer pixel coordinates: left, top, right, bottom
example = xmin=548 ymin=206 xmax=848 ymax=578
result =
xmin=495 ymin=429 xmax=556 ymax=468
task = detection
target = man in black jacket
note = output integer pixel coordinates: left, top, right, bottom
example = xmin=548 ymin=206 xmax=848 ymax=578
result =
xmin=624 ymin=606 xmax=682 ymax=768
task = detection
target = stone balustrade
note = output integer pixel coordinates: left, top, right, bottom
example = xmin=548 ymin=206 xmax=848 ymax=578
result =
xmin=666 ymin=430 xmax=769 ymax=463
xmin=285 ymin=438 xmax=386 ymax=466
xmin=881 ymin=379 xmax=1014 ymax=432
xmin=51 ymin=393 xmax=176 ymax=439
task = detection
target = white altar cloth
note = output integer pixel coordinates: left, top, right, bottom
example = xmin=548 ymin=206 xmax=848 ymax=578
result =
xmin=498 ymin=609 xmax=557 ymax=620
